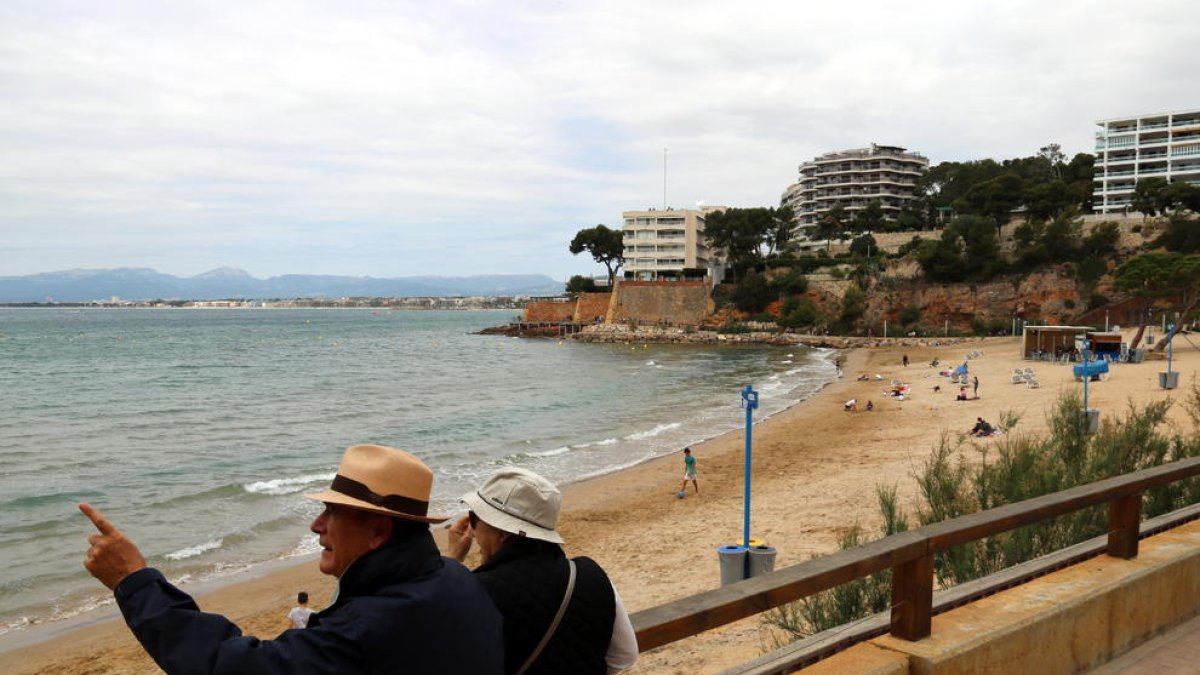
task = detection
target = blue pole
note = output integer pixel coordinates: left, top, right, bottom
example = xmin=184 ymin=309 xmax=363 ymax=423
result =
xmin=741 ymin=385 xmax=758 ymax=577
xmin=1168 ymin=323 xmax=1175 ymax=373
xmin=1081 ymin=339 xmax=1090 ymax=414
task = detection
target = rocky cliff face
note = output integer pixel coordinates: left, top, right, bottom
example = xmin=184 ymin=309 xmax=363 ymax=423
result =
xmin=864 ymin=267 xmax=1083 ymax=332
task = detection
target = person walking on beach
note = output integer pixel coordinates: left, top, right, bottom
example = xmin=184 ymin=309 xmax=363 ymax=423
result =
xmin=447 ymin=468 xmax=637 ymax=674
xmin=80 ymin=444 xmax=503 ymax=675
xmin=680 ymin=447 xmax=699 ymax=494
xmin=973 ymin=375 xmax=980 ymax=398
xmin=902 ymin=354 xmax=909 ymax=367
xmin=286 ymin=591 xmax=315 ymax=629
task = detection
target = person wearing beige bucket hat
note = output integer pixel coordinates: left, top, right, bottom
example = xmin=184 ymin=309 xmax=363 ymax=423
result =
xmin=80 ymin=444 xmax=503 ymax=674
xmin=449 ymin=467 xmax=637 ymax=674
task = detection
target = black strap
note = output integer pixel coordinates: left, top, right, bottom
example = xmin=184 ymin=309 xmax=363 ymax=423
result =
xmin=330 ymin=474 xmax=429 ymax=517
xmin=516 ymin=559 xmax=576 ymax=675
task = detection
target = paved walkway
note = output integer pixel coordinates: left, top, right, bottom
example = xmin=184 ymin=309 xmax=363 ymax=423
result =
xmin=1086 ymin=613 xmax=1200 ymax=674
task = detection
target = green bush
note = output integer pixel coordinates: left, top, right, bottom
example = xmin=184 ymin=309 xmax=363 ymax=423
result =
xmin=732 ymin=273 xmax=773 ymax=313
xmin=778 ymin=296 xmax=821 ymax=330
xmin=899 ymin=304 xmax=921 ymax=326
xmin=765 ymin=390 xmax=1200 ymax=642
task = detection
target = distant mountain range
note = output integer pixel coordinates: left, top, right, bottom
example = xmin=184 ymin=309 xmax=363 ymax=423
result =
xmin=0 ymin=267 xmax=565 ymax=302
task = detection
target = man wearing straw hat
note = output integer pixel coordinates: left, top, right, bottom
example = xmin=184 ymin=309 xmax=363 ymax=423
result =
xmin=80 ymin=444 xmax=503 ymax=674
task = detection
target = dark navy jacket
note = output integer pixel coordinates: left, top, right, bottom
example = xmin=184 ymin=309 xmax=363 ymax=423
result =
xmin=114 ymin=528 xmax=504 ymax=675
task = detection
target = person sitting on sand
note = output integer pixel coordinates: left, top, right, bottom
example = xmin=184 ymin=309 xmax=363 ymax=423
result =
xmin=448 ymin=468 xmax=638 ymax=674
xmin=844 ymin=398 xmax=857 ymax=411
xmin=970 ymin=417 xmax=994 ymax=437
xmin=857 ymin=372 xmax=870 ymax=381
xmin=80 ymin=444 xmax=504 ymax=674
xmin=956 ymin=387 xmax=969 ymax=401
xmin=865 ymin=400 xmax=874 ymax=411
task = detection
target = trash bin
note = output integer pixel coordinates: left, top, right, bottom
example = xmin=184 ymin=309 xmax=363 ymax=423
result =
xmin=717 ymin=545 xmax=747 ymax=586
xmin=747 ymin=545 xmax=778 ymax=578
xmin=1160 ymin=371 xmax=1180 ymax=390
xmin=1129 ymin=349 xmax=1146 ymax=364
xmin=1081 ymin=409 xmax=1100 ymax=434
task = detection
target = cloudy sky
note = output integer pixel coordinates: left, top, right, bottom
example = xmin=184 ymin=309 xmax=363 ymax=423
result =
xmin=1 ymin=1 xmax=1195 ymax=281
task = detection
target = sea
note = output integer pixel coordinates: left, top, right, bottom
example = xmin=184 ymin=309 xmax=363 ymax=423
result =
xmin=0 ymin=307 xmax=838 ymax=639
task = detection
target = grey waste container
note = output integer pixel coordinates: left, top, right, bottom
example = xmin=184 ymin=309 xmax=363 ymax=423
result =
xmin=1081 ymin=409 xmax=1100 ymax=434
xmin=747 ymin=545 xmax=778 ymax=578
xmin=717 ymin=545 xmax=747 ymax=586
xmin=1160 ymin=371 xmax=1180 ymax=389
xmin=1129 ymin=349 xmax=1146 ymax=364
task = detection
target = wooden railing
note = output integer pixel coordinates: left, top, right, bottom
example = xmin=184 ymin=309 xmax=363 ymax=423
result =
xmin=631 ymin=455 xmax=1200 ymax=653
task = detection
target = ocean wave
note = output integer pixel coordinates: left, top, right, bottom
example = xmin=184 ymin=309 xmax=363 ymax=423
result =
xmin=165 ymin=539 xmax=223 ymax=560
xmin=625 ymin=422 xmax=682 ymax=441
xmin=529 ymin=446 xmax=570 ymax=458
xmin=577 ymin=437 xmax=618 ymax=448
xmin=243 ymin=472 xmax=335 ymax=496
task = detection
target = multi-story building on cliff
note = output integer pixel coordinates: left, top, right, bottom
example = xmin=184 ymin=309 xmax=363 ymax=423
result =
xmin=786 ymin=143 xmax=928 ymax=235
xmin=1093 ymin=108 xmax=1200 ymax=213
xmin=621 ymin=206 xmax=726 ymax=282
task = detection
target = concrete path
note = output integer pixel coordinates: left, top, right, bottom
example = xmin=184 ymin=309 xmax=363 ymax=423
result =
xmin=1086 ymin=613 xmax=1200 ymax=674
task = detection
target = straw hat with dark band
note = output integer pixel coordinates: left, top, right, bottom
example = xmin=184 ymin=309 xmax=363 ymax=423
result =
xmin=306 ymin=444 xmax=447 ymax=524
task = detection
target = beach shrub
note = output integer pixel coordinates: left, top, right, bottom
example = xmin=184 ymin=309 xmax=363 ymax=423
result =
xmin=777 ymin=296 xmax=821 ymax=330
xmin=764 ymin=391 xmax=1200 ymax=642
xmin=899 ymin=305 xmax=921 ymax=327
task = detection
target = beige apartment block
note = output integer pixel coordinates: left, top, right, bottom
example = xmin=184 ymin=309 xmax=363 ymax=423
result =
xmin=621 ymin=207 xmax=726 ymax=282
xmin=787 ymin=143 xmax=928 ymax=235
xmin=1093 ymin=108 xmax=1200 ymax=213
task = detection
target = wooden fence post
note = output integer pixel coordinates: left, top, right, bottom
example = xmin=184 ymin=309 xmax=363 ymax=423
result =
xmin=890 ymin=553 xmax=933 ymax=640
xmin=1108 ymin=493 xmax=1142 ymax=559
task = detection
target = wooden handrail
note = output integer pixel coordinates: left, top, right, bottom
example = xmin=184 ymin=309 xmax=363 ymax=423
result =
xmin=631 ymin=455 xmax=1200 ymax=651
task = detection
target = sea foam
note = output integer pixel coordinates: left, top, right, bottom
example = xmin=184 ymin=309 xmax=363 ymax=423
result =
xmin=243 ymin=472 xmax=335 ymax=496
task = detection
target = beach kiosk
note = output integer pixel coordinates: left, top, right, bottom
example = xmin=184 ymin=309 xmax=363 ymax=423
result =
xmin=1085 ymin=331 xmax=1124 ymax=361
xmin=1021 ymin=325 xmax=1095 ymax=361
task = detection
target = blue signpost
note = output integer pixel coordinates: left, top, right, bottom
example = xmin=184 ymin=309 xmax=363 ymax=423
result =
xmin=741 ymin=385 xmax=759 ymax=578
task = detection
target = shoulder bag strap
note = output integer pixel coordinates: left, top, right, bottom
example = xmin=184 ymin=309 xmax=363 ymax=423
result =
xmin=516 ymin=558 xmax=576 ymax=675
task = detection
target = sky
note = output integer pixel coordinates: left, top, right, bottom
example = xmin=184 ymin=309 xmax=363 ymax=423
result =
xmin=1 ymin=0 xmax=1196 ymax=281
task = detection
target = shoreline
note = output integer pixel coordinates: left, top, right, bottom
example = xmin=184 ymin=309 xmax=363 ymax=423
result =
xmin=9 ymin=334 xmax=1198 ymax=674
xmin=0 ymin=341 xmax=846 ymax=664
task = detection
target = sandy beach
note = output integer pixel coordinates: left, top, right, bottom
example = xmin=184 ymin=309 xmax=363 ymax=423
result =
xmin=7 ymin=334 xmax=1198 ymax=674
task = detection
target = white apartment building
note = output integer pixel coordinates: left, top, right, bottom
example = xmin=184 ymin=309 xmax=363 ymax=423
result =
xmin=787 ymin=143 xmax=928 ymax=234
xmin=621 ymin=207 xmax=726 ymax=282
xmin=1093 ymin=108 xmax=1200 ymax=213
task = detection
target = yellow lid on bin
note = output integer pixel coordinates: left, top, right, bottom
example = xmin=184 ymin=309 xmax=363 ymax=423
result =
xmin=737 ymin=538 xmax=765 ymax=547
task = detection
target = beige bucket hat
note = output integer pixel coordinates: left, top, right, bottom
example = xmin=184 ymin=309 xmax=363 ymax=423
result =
xmin=306 ymin=444 xmax=447 ymax=523
xmin=461 ymin=468 xmax=564 ymax=543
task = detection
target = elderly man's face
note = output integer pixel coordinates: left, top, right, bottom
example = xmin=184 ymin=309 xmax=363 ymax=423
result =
xmin=311 ymin=504 xmax=391 ymax=577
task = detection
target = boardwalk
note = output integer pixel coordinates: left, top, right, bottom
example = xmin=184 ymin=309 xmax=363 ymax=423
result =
xmin=1087 ymin=613 xmax=1200 ymax=674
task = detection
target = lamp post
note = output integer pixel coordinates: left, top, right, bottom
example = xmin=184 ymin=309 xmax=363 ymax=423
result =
xmin=741 ymin=385 xmax=759 ymax=563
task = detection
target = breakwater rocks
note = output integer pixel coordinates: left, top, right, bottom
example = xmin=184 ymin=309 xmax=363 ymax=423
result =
xmin=566 ymin=324 xmax=981 ymax=349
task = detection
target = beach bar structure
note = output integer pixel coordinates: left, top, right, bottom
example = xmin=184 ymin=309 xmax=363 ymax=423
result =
xmin=1085 ymin=330 xmax=1125 ymax=358
xmin=1021 ymin=325 xmax=1095 ymax=360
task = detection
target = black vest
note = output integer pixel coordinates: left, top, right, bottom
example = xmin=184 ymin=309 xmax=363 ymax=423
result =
xmin=475 ymin=539 xmax=616 ymax=675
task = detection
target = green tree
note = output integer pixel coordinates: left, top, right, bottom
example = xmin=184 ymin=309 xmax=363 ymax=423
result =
xmin=1154 ymin=211 xmax=1200 ymax=253
xmin=565 ymin=275 xmax=597 ymax=294
xmin=841 ymin=284 xmax=867 ymax=324
xmin=815 ymin=206 xmax=848 ymax=250
xmin=954 ymin=173 xmax=1025 ymax=236
xmin=731 ymin=272 xmax=773 ymax=313
xmin=704 ymin=207 xmax=778 ymax=279
xmin=1083 ymin=221 xmax=1121 ymax=256
xmin=853 ymin=200 xmax=885 ymax=232
xmin=1114 ymin=252 xmax=1181 ymax=349
xmin=569 ymin=225 xmax=624 ymax=287
xmin=766 ymin=206 xmax=796 ymax=257
xmin=849 ymin=233 xmax=878 ymax=258
xmin=1131 ymin=177 xmax=1171 ymax=218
